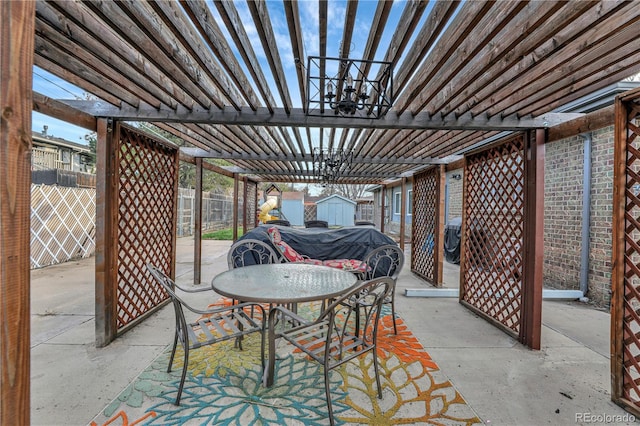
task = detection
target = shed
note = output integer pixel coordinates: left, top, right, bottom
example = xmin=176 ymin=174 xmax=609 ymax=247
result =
xmin=281 ymin=192 xmax=305 ymax=226
xmin=316 ymin=194 xmax=357 ymax=227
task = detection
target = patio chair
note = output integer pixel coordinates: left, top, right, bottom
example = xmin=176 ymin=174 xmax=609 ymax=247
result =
xmin=266 ymin=277 xmax=393 ymax=425
xmin=358 ymin=244 xmax=404 ymax=334
xmin=227 ymin=238 xmax=280 ymax=269
xmin=147 ymin=264 xmax=266 ymax=405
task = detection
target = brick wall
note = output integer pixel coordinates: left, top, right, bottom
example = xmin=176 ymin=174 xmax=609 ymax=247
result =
xmin=446 ymin=169 xmax=463 ymax=223
xmin=587 ymin=126 xmax=614 ymax=307
xmin=543 ymin=126 xmax=613 ymax=308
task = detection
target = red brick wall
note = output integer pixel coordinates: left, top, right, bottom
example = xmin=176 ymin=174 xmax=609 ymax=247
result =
xmin=543 ymin=126 xmax=613 ymax=308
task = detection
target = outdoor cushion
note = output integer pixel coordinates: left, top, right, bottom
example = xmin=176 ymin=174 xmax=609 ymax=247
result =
xmin=268 ymin=227 xmax=306 ymax=262
xmin=268 ymin=226 xmax=367 ymax=272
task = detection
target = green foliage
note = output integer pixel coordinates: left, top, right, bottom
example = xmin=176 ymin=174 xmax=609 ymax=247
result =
xmin=202 ymin=228 xmax=244 ymax=240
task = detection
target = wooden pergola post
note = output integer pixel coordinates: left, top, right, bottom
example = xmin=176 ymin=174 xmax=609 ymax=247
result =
xmin=434 ymin=165 xmax=446 ymax=285
xmin=1 ymin=2 xmax=35 ymax=423
xmin=520 ymin=129 xmax=545 ymax=349
xmin=95 ymin=119 xmax=119 ymax=347
xmin=232 ymin=174 xmax=239 ymax=241
xmin=194 ymin=157 xmax=203 ymax=284
xmin=242 ymin=176 xmax=248 ymax=234
xmin=380 ymin=184 xmax=386 ymax=233
xmin=400 ymin=177 xmax=407 ymax=250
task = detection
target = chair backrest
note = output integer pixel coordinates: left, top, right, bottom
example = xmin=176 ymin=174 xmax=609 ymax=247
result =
xmin=305 ymin=220 xmax=328 ymax=228
xmin=147 ymin=263 xmax=189 ymax=332
xmin=227 ymin=238 xmax=280 ymax=269
xmin=322 ymin=277 xmax=394 ymax=342
xmin=363 ymin=244 xmax=404 ymax=280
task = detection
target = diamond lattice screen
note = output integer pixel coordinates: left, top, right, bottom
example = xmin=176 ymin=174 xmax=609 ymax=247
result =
xmin=246 ymin=181 xmax=258 ymax=228
xmin=462 ymin=137 xmax=525 ymax=333
xmin=620 ymin=104 xmax=640 ymax=405
xmin=412 ymin=168 xmax=438 ymax=283
xmin=30 ymin=185 xmax=95 ymax=268
xmin=116 ymin=128 xmax=177 ymax=330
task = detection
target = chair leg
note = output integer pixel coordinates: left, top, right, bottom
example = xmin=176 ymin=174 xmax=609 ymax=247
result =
xmin=167 ymin=332 xmax=179 ymax=373
xmin=325 ymin=367 xmax=335 ymax=426
xmin=175 ymin=344 xmax=190 ymax=405
xmin=390 ymin=294 xmax=398 ymax=335
xmin=373 ymin=348 xmax=383 ymax=399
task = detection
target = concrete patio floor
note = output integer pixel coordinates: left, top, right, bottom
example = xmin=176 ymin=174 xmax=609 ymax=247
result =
xmin=31 ymin=237 xmax=634 ymax=425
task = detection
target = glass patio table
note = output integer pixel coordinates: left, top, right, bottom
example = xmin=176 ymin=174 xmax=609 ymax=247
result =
xmin=211 ymin=263 xmax=359 ymax=386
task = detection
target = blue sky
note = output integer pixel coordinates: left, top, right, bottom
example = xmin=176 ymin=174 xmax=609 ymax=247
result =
xmin=33 ymin=0 xmax=429 ymax=146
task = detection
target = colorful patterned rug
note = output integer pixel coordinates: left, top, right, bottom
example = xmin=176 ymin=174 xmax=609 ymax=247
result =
xmin=90 ymin=299 xmax=481 ymax=425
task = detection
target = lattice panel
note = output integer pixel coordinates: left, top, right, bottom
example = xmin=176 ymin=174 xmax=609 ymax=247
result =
xmin=30 ymin=185 xmax=95 ymax=268
xmin=462 ymin=137 xmax=525 ymax=333
xmin=116 ymin=128 xmax=177 ymax=330
xmin=412 ymin=168 xmax=438 ymax=283
xmin=620 ymin=104 xmax=640 ymax=405
xmin=246 ymin=181 xmax=258 ymax=228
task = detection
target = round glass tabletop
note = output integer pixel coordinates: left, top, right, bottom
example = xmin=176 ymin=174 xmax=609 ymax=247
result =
xmin=211 ymin=263 xmax=359 ymax=304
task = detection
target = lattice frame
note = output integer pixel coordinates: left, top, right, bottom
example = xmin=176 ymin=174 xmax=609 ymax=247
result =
xmin=115 ymin=127 xmax=178 ymax=330
xmin=30 ymin=185 xmax=95 ymax=268
xmin=412 ymin=167 xmax=439 ymax=283
xmin=461 ymin=136 xmax=525 ymax=334
xmin=612 ymin=89 xmax=640 ymax=415
xmin=245 ymin=180 xmax=258 ymax=228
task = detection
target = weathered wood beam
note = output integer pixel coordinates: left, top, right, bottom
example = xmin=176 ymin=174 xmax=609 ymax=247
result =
xmin=390 ymin=0 xmax=455 ymax=96
xmin=39 ymin=1 xmax=200 ymax=111
xmin=180 ymin=0 xmax=261 ymax=111
xmin=213 ymin=0 xmax=277 ymax=113
xmin=225 ymin=167 xmax=393 ymax=179
xmin=82 ymin=0 xmax=220 ymax=110
xmin=283 ymin=0 xmax=306 ymax=112
xmin=435 ymin=1 xmax=598 ymax=117
xmin=395 ymin=0 xmax=493 ymax=115
xmin=180 ymin=147 xmax=447 ymax=164
xmin=246 ymin=0 xmax=293 ymax=114
xmin=473 ymin=1 xmax=638 ymax=118
xmin=55 ymin=101 xmax=583 ymax=130
xmin=421 ymin=0 xmax=567 ymax=116
xmin=548 ymin=105 xmax=615 ymax=142
xmin=33 ymin=92 xmax=96 ymax=130
xmin=121 ymin=0 xmax=242 ymax=110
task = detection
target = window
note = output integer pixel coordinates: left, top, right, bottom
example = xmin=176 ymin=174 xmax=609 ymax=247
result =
xmin=407 ymin=189 xmax=413 ymax=216
xmin=393 ymin=192 xmax=401 ymax=215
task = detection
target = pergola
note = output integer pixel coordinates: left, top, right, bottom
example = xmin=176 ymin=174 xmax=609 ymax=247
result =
xmin=3 ymin=1 xmax=640 ymax=423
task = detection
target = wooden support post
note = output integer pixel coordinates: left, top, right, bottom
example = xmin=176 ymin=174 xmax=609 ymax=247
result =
xmin=611 ymin=90 xmax=631 ymax=406
xmin=520 ymin=129 xmax=544 ymax=350
xmin=434 ymin=165 xmax=446 ymax=285
xmin=194 ymin=158 xmax=203 ymax=285
xmin=400 ymin=178 xmax=407 ymax=250
xmin=242 ymin=176 xmax=248 ymax=234
xmin=254 ymin=182 xmax=259 ymax=228
xmin=380 ymin=185 xmax=386 ymax=233
xmin=95 ymin=119 xmax=119 ymax=347
xmin=232 ymin=174 xmax=239 ymax=241
xmin=1 ymin=2 xmax=35 ymax=422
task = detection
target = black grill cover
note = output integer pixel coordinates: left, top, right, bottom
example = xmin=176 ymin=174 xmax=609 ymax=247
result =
xmin=444 ymin=217 xmax=462 ymax=264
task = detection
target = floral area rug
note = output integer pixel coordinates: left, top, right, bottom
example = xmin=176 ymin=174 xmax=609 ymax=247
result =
xmin=90 ymin=299 xmax=481 ymax=425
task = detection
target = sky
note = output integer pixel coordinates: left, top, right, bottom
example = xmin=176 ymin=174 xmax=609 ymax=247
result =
xmin=32 ymin=1 xmax=431 ymax=146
